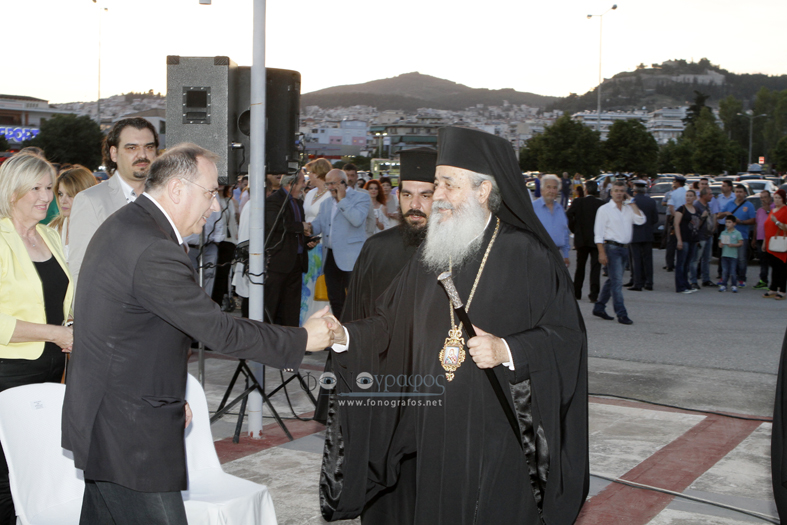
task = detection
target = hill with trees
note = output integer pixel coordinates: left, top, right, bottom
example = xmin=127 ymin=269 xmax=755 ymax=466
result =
xmin=548 ymin=58 xmax=787 ymax=114
xmin=301 ymin=72 xmax=557 ymax=111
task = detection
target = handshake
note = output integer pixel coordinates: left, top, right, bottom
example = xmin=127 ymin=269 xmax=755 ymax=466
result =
xmin=303 ymin=306 xmax=347 ymax=351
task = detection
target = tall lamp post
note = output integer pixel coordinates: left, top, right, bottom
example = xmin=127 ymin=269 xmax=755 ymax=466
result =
xmin=92 ymin=1 xmax=107 ymax=128
xmin=587 ymin=4 xmax=617 ymax=134
xmin=737 ymin=110 xmax=767 ymax=167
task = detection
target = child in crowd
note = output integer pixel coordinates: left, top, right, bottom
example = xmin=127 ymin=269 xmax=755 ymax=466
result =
xmin=719 ymin=216 xmax=744 ymax=292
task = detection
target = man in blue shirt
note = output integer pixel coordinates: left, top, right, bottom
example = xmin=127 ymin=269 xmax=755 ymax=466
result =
xmin=533 ymin=174 xmax=570 ymax=267
xmin=718 ymin=184 xmax=756 ymax=286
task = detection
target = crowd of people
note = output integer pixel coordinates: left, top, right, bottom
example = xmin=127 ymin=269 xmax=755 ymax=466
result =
xmin=528 ymin=171 xmax=787 ymax=325
xmin=5 ymin=114 xmax=787 ymax=523
xmin=0 ymin=122 xmax=595 ymax=523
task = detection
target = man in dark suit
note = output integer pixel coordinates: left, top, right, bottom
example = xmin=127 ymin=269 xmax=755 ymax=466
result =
xmin=61 ymin=144 xmax=334 ymax=524
xmin=629 ymin=180 xmax=659 ymax=291
xmin=264 ymin=170 xmax=308 ymax=326
xmin=566 ymin=180 xmax=605 ymax=302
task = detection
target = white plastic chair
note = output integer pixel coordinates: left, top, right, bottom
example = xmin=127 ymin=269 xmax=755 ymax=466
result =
xmin=0 ymin=377 xmax=277 ymax=525
xmin=0 ymin=382 xmax=83 ymax=525
xmin=182 ymin=373 xmax=278 ymax=524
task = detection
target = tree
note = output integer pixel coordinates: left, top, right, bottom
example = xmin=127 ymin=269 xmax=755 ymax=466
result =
xmin=683 ymin=91 xmax=710 ymax=127
xmin=0 ymin=134 xmax=8 ymax=152
xmin=519 ymin=134 xmax=544 ymax=171
xmin=774 ymin=136 xmax=787 ymax=172
xmin=691 ymin=109 xmax=734 ymax=174
xmin=23 ymin=114 xmax=104 ymax=169
xmin=529 ymin=115 xmax=602 ymax=176
xmin=603 ymin=120 xmax=659 ymax=175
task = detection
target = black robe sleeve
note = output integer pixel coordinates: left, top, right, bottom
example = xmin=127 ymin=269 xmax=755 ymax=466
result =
xmin=772 ymin=327 xmax=787 ymax=520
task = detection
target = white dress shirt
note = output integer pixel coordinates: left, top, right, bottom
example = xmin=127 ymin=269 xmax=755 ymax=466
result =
xmin=117 ymin=175 xmax=139 ymax=204
xmin=142 ymin=193 xmax=184 ymax=245
xmin=593 ymin=200 xmax=646 ymax=245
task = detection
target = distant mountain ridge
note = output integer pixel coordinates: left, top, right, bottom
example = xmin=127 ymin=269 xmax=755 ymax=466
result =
xmin=301 ymin=72 xmax=557 ymax=112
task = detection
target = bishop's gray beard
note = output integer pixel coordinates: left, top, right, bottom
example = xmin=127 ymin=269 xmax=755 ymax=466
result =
xmin=420 ymin=196 xmax=488 ymax=274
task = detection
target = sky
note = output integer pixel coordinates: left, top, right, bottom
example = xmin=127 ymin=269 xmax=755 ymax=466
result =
xmin=6 ymin=0 xmax=786 ymax=104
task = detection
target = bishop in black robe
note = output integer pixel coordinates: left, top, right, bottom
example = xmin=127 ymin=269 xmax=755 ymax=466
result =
xmin=320 ymin=127 xmax=589 ymax=524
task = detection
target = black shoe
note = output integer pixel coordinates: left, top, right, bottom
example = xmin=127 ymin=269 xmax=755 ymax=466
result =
xmin=666 ymin=268 xmax=674 ymax=272
xmin=702 ymin=281 xmax=717 ymax=287
xmin=623 ymin=281 xmax=634 ymax=287
xmin=627 ymin=286 xmax=643 ymax=291
xmin=588 ymin=296 xmax=598 ymax=303
xmin=690 ymin=283 xmax=700 ymax=291
xmin=617 ymin=316 xmax=633 ymax=325
xmin=593 ymin=309 xmax=614 ymax=321
xmin=644 ymin=285 xmax=653 ymax=291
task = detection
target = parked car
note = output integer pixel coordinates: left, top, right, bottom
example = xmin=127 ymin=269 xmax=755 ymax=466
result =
xmin=649 ymin=181 xmax=673 ymax=197
xmin=740 ymin=180 xmax=776 ymax=195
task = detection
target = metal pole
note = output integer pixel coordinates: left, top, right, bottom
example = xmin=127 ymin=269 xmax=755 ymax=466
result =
xmin=597 ymin=15 xmax=602 ymax=133
xmin=748 ymin=115 xmax=753 ymax=167
xmin=97 ymin=7 xmax=104 ymax=127
xmin=247 ymin=0 xmax=267 ymax=439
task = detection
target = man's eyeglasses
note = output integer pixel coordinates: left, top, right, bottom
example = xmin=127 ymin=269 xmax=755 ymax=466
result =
xmin=181 ymin=178 xmax=218 ymax=200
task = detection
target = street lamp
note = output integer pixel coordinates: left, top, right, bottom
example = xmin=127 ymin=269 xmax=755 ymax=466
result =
xmin=375 ymin=132 xmax=388 ymax=158
xmin=587 ymin=4 xmax=617 ymax=134
xmin=92 ymin=1 xmax=108 ymax=128
xmin=737 ymin=110 xmax=767 ymax=167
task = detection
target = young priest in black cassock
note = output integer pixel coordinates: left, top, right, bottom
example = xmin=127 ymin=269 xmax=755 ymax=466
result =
xmin=320 ymin=127 xmax=589 ymax=524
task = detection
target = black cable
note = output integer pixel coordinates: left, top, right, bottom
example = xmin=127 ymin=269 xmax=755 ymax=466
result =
xmin=590 ymin=392 xmax=772 ymax=422
xmin=589 ymin=473 xmax=780 ymax=524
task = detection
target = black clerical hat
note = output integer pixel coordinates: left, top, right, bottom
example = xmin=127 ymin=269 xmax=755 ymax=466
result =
xmin=436 ymin=126 xmax=567 ymax=267
xmin=399 ymin=147 xmax=437 ymax=183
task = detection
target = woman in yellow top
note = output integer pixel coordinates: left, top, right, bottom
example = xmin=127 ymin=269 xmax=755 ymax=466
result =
xmin=0 ymin=153 xmax=74 ymax=523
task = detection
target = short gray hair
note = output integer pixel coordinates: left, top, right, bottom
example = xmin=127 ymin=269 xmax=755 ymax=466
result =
xmin=0 ymin=153 xmax=55 ymax=219
xmin=468 ymin=171 xmax=501 ymax=213
xmin=541 ymin=174 xmax=561 ymax=187
xmin=145 ymin=143 xmax=219 ymax=192
xmin=700 ymin=187 xmax=713 ymax=197
xmin=280 ymin=173 xmax=299 ymax=189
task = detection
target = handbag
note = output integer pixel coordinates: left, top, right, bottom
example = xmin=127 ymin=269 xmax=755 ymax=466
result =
xmin=315 ymin=275 xmax=329 ymax=301
xmin=770 ymin=232 xmax=787 ymax=253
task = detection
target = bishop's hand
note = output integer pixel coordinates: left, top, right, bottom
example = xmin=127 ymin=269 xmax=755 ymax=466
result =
xmin=467 ymin=326 xmax=508 ymax=369
xmin=322 ymin=313 xmax=347 ymax=346
xmin=303 ymin=306 xmax=336 ymax=351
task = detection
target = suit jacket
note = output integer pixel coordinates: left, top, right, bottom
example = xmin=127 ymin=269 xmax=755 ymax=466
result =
xmin=68 ymin=174 xmax=128 ymax=292
xmin=61 ymin=195 xmax=307 ymax=493
xmin=631 ymin=193 xmax=659 ymax=243
xmin=566 ymin=195 xmax=605 ymax=248
xmin=266 ymin=188 xmax=308 ymax=274
xmin=311 ymin=188 xmax=370 ymax=272
xmin=0 ymin=219 xmax=73 ymax=358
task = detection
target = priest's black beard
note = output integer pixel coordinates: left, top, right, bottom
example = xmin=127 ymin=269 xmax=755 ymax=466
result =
xmin=400 ymin=210 xmax=428 ymax=247
xmin=421 ymin=195 xmax=488 ymax=273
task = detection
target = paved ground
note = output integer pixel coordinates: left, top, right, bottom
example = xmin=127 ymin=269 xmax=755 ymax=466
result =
xmin=188 ymin=246 xmax=785 ymax=524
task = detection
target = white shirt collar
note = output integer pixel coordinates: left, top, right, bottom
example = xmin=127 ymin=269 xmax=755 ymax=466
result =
xmin=116 ymin=174 xmax=139 ymax=203
xmin=142 ymin=193 xmax=184 ymax=245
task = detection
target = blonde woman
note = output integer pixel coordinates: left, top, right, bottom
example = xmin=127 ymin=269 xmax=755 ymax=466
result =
xmin=49 ymin=165 xmax=96 ymax=260
xmin=0 ymin=153 xmax=74 ymax=522
xmin=300 ymin=158 xmax=333 ymax=324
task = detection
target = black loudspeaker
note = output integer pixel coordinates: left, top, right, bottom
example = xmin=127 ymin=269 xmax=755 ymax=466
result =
xmin=234 ymin=67 xmax=300 ymax=176
xmin=167 ymin=56 xmax=301 ymax=184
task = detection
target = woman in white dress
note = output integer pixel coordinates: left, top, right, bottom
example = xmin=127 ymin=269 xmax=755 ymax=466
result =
xmin=364 ymin=179 xmax=389 ymax=233
xmin=48 ymin=165 xmax=96 ymax=261
xmin=380 ymin=176 xmax=400 ymax=228
xmin=300 ymin=158 xmax=334 ymax=324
